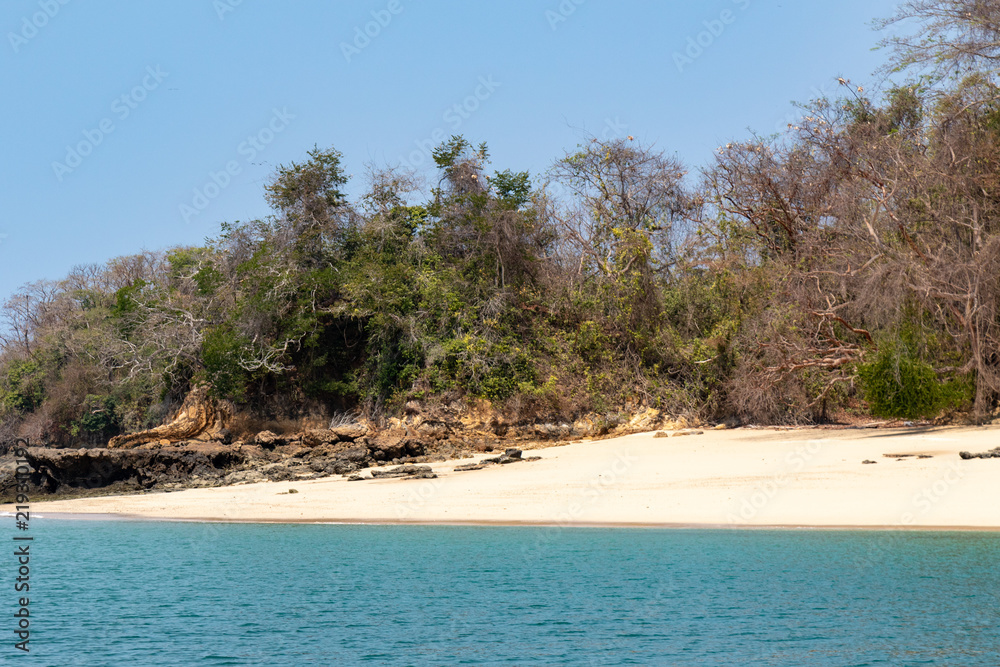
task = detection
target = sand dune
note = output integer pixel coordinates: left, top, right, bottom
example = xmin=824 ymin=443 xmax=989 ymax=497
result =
xmin=14 ymin=426 xmax=1000 ymax=529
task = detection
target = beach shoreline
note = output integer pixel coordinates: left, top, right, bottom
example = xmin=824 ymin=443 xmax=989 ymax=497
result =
xmin=19 ymin=513 xmax=1000 ymax=532
xmin=7 ymin=425 xmax=999 ymax=529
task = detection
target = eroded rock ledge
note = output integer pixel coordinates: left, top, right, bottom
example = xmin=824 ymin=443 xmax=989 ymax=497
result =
xmin=0 ymin=399 xmax=690 ymax=501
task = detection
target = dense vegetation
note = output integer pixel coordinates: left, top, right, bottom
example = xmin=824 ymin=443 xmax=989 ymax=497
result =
xmin=3 ymin=1 xmax=999 ymax=446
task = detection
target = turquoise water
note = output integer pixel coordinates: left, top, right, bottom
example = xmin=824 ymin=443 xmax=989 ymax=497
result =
xmin=7 ymin=521 xmax=999 ymax=665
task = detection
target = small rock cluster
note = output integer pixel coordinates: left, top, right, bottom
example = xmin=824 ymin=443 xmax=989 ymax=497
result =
xmin=653 ymin=429 xmax=705 ymax=438
xmin=453 ymin=448 xmax=541 ymax=472
xmin=959 ymin=448 xmax=1000 ymax=459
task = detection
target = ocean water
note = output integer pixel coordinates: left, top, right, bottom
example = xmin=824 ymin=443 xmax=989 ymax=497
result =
xmin=6 ymin=521 xmax=999 ymax=665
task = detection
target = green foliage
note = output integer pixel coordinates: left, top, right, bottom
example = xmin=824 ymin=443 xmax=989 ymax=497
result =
xmin=70 ymin=394 xmax=118 ymax=437
xmin=200 ymin=326 xmax=251 ymax=399
xmin=857 ymin=341 xmax=971 ymax=419
xmin=432 ymin=136 xmax=488 ymax=172
xmin=361 ymin=339 xmax=422 ymax=407
xmin=573 ymin=321 xmax=612 ymax=365
xmin=431 ymin=336 xmax=535 ymax=402
xmin=110 ymin=278 xmax=150 ymax=338
xmin=490 ymin=169 xmax=532 ymax=209
xmin=264 ymin=145 xmax=348 ymax=216
xmin=0 ymin=359 xmax=45 ymax=413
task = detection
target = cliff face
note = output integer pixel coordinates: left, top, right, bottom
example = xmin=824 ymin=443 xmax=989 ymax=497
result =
xmin=108 ymin=385 xmax=232 ymax=449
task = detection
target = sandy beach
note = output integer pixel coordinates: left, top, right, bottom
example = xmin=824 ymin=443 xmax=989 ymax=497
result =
xmin=12 ymin=425 xmax=1000 ymax=529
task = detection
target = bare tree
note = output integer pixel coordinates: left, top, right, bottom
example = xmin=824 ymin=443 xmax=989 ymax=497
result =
xmin=549 ymin=137 xmax=690 ymax=280
xmin=877 ymin=0 xmax=1000 ymax=79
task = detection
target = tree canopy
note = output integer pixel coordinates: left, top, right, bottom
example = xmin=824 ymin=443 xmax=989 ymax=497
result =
xmin=3 ymin=5 xmax=1000 ymax=446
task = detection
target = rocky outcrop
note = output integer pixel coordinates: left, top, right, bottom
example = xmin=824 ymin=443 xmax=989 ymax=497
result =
xmin=17 ymin=444 xmax=247 ymax=494
xmin=108 ymin=385 xmax=233 ymax=449
xmin=1 ymin=420 xmax=432 ymax=499
xmin=1 ymin=402 xmax=690 ymax=500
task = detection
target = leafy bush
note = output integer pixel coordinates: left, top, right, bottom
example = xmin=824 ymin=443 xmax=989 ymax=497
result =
xmin=200 ymin=326 xmax=251 ymax=399
xmin=858 ymin=343 xmax=950 ymax=419
xmin=0 ymin=359 xmax=45 ymax=413
xmin=70 ymin=394 xmax=118 ymax=438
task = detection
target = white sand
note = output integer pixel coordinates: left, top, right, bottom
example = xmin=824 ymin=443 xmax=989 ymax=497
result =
xmin=12 ymin=426 xmax=1000 ymax=529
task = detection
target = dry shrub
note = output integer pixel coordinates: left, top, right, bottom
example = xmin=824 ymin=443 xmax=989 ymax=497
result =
xmin=725 ymin=361 xmax=812 ymax=425
xmin=503 ymin=380 xmax=584 ymax=425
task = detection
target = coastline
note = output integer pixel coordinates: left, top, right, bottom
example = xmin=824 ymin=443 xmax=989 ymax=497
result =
xmin=21 ymin=514 xmax=1000 ymax=531
xmin=8 ymin=425 xmax=1000 ymax=530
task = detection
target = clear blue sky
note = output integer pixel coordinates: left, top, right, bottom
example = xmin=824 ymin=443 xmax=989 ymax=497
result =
xmin=1 ymin=0 xmax=901 ymax=304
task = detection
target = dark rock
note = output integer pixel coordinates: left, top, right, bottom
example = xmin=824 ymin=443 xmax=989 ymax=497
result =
xmin=340 ymin=446 xmax=370 ymax=463
xmin=482 ymin=450 xmax=538 ymax=465
xmin=277 ymin=445 xmax=310 ymax=459
xmin=369 ymin=435 xmax=426 ymax=461
xmin=13 ymin=445 xmax=249 ymax=495
xmin=862 ymin=460 xmax=877 ymax=465
xmin=370 ymin=465 xmax=436 ymax=480
xmin=260 ymin=463 xmax=296 ymax=482
xmin=454 ymin=463 xmax=486 ymax=472
xmin=308 ymin=458 xmax=359 ymax=476
xmin=960 ymin=448 xmax=1000 ymax=459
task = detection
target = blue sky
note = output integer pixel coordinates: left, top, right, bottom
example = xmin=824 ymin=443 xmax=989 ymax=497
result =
xmin=1 ymin=0 xmax=902 ymax=304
